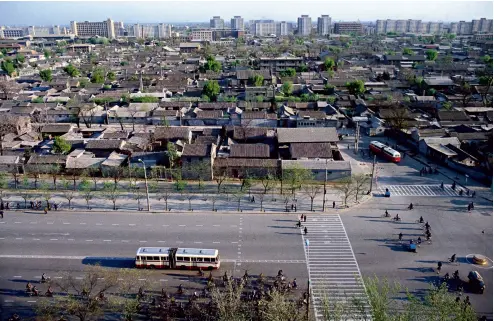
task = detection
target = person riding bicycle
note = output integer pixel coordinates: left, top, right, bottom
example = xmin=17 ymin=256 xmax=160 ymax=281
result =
xmin=440 ymin=182 xmax=444 ymax=189
xmin=296 ymin=220 xmax=301 ymax=227
xmin=46 ymin=286 xmax=53 ymax=295
xmin=398 ymin=232 xmax=403 ymax=241
xmin=277 ymin=270 xmax=283 ymax=277
xmin=419 ymin=216 xmax=424 ymax=223
xmin=395 ymin=214 xmax=400 ymax=221
xmin=453 ymin=270 xmax=459 ymax=279
xmin=450 ymin=254 xmax=456 ymax=263
xmin=26 ymin=282 xmax=32 ymax=291
xmin=178 ymin=284 xmax=183 ymax=294
xmin=304 ymin=227 xmax=308 ymax=235
xmin=385 ymin=210 xmax=390 ymax=217
xmin=444 ymin=272 xmax=450 ymax=280
xmin=417 ymin=236 xmax=422 ymax=244
xmin=437 ymin=261 xmax=442 ymax=272
xmin=408 ymin=203 xmax=413 ymax=210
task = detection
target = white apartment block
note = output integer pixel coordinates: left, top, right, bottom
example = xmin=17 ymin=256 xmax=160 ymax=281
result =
xmin=376 ymin=18 xmax=492 ymax=35
xmin=297 ymin=15 xmax=312 ymax=36
xmin=191 ymin=29 xmax=213 ymax=41
xmin=253 ymin=20 xmax=277 ymax=36
xmin=210 ymin=16 xmax=225 ymax=29
xmin=70 ymin=18 xmax=115 ymax=38
xmin=277 ymin=21 xmax=289 ymax=36
xmin=0 ymin=27 xmax=25 ymax=38
xmin=317 ymin=15 xmax=331 ymax=36
xmin=231 ymin=16 xmax=244 ymax=30
xmin=123 ymin=24 xmax=170 ymax=39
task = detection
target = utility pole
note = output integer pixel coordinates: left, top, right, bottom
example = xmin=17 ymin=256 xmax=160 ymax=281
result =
xmin=138 ymin=159 xmax=151 ymax=211
xmin=322 ymin=159 xmax=328 ymax=211
xmin=305 ymin=239 xmax=311 ymax=321
xmin=354 ymin=121 xmax=360 ymax=153
xmin=369 ymin=155 xmax=377 ymax=193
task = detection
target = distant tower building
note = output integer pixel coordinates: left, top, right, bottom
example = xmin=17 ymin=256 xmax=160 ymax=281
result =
xmin=297 ymin=15 xmax=312 ymax=36
xmin=231 ymin=16 xmax=244 ymax=30
xmin=317 ymin=15 xmax=331 ymax=36
xmin=277 ymin=21 xmax=289 ymax=36
xmin=70 ymin=18 xmax=115 ymax=38
xmin=210 ymin=16 xmax=225 ymax=29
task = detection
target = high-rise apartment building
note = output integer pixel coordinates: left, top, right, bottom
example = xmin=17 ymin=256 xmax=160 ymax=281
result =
xmin=377 ymin=18 xmax=492 ymax=35
xmin=297 ymin=15 xmax=312 ymax=36
xmin=70 ymin=18 xmax=115 ymax=38
xmin=252 ymin=20 xmax=277 ymax=36
xmin=231 ymin=16 xmax=244 ymax=30
xmin=317 ymin=15 xmax=331 ymax=35
xmin=472 ymin=18 xmax=493 ymax=33
xmin=210 ymin=16 xmax=225 ymax=29
xmin=277 ymin=21 xmax=289 ymax=36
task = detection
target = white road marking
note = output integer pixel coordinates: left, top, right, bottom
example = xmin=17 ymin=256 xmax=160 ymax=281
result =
xmin=176 ymin=241 xmax=183 ymax=244
xmin=112 ymin=224 xmax=119 ymax=226
xmin=13 ymin=276 xmax=21 ymax=278
xmin=0 ymin=222 xmax=5 ymax=224
xmin=138 ymin=278 xmax=146 ymax=281
xmin=47 ymin=222 xmax=54 ymax=224
xmin=213 ymin=241 xmax=220 ymax=244
xmin=27 ymin=300 xmax=37 ymax=303
xmin=96 ymin=223 xmax=103 ymax=226
xmin=194 ymin=241 xmax=202 ymax=244
xmin=54 ymin=276 xmax=62 ymax=279
xmin=86 ymin=240 xmax=93 ymax=242
xmin=231 ymin=241 xmax=238 ymax=244
xmin=213 ymin=224 xmax=220 ymax=227
xmin=4 ymin=299 xmax=14 ymax=302
xmin=121 ymin=240 xmax=129 ymax=242
xmin=179 ymin=225 xmax=186 ymax=227
xmin=33 ymin=238 xmax=40 ymax=241
xmin=159 ymin=279 xmax=168 ymax=282
xmin=68 ymin=239 xmax=75 ymax=241
xmin=158 ymin=241 xmax=166 ymax=243
xmin=139 ymin=241 xmax=147 ymax=243
xmin=30 ymin=222 xmax=37 ymax=224
xmin=15 ymin=238 xmax=23 ymax=240
xmin=50 ymin=239 xmax=58 ymax=241
xmin=14 ymin=222 xmax=21 ymax=224
xmin=129 ymin=224 xmax=136 ymax=226
xmin=103 ymin=240 xmax=112 ymax=242
xmin=63 ymin=222 xmax=70 ymax=225
xmin=80 ymin=223 xmax=86 ymax=225
xmin=196 ymin=224 xmax=203 ymax=227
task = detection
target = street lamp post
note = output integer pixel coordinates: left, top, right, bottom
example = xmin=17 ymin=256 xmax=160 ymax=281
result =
xmin=138 ymin=159 xmax=151 ymax=212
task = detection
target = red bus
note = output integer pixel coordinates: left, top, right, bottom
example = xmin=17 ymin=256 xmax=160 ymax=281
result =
xmin=369 ymin=141 xmax=401 ymax=163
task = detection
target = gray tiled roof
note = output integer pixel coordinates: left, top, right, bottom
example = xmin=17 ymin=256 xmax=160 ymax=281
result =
xmin=85 ymin=139 xmax=125 ymax=150
xmin=181 ymin=144 xmax=211 ymax=157
xmin=277 ymin=128 xmax=338 ymax=144
xmin=41 ymin=124 xmax=73 ymax=133
xmin=290 ymin=143 xmax=333 ymax=159
xmin=230 ymin=144 xmax=270 ymax=158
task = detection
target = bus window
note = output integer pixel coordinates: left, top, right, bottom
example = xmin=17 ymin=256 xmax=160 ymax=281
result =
xmin=196 ymin=258 xmax=203 ymax=262
xmin=153 ymin=256 xmax=159 ymax=261
xmin=183 ymin=257 xmax=190 ymax=261
xmin=204 ymin=258 xmax=210 ymax=262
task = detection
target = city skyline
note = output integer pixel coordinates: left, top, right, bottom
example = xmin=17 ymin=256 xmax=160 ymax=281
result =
xmin=0 ymin=1 xmax=492 ymax=26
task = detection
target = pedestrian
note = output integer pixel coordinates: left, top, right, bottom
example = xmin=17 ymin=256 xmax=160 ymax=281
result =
xmin=5 ymin=202 xmax=9 ymax=210
xmin=467 ymin=204 xmax=471 ymax=211
xmin=472 ymin=191 xmax=476 ymax=198
xmin=294 ymin=205 xmax=297 ymax=212
xmin=0 ymin=210 xmax=3 ymax=219
xmin=291 ymin=204 xmax=294 ymax=210
xmin=303 ymin=215 xmax=306 ymax=222
xmin=300 ymin=214 xmax=303 ymax=220
xmin=333 ymin=201 xmax=336 ymax=209
xmin=470 ymin=202 xmax=474 ymax=210
xmin=0 ymin=202 xmax=4 ymax=211
xmin=347 ymin=144 xmax=350 ymax=149
xmin=54 ymin=203 xmax=58 ymax=211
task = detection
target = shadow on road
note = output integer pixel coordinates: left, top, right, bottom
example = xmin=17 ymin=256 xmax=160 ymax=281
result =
xmin=398 ymin=267 xmax=434 ymax=274
xmin=82 ymin=257 xmax=135 ymax=268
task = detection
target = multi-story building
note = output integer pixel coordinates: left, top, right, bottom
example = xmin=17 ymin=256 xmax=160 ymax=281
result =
xmin=472 ymin=18 xmax=493 ymax=33
xmin=449 ymin=22 xmax=459 ymax=34
xmin=317 ymin=15 xmax=331 ymax=36
xmin=70 ymin=18 xmax=115 ymax=38
xmin=376 ymin=20 xmax=386 ymax=34
xmin=231 ymin=16 xmax=244 ymax=31
xmin=277 ymin=21 xmax=289 ymax=36
xmin=407 ymin=20 xmax=421 ymax=33
xmin=210 ymin=16 xmax=225 ymax=29
xmin=334 ymin=22 xmax=363 ymax=34
xmin=458 ymin=21 xmax=473 ymax=35
xmin=258 ymin=56 xmax=303 ymax=71
xmin=252 ymin=20 xmax=277 ymax=36
xmin=0 ymin=28 xmax=25 ymax=38
xmin=123 ymin=24 xmax=171 ymax=39
xmin=395 ymin=20 xmax=407 ymax=33
xmin=427 ymin=22 xmax=443 ymax=34
xmin=190 ymin=29 xmax=213 ymax=41
xmin=297 ymin=15 xmax=312 ymax=36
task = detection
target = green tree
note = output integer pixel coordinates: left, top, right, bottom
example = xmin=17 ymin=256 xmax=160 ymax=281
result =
xmin=402 ymin=47 xmax=413 ymax=55
xmin=281 ymin=81 xmax=293 ymax=96
xmin=296 ymin=65 xmax=308 ymax=72
xmin=79 ymin=178 xmax=93 ymax=209
xmin=15 ymin=54 xmax=25 ymax=64
xmin=282 ymin=165 xmax=313 ymax=195
xmin=63 ymin=64 xmax=80 ymax=77
xmin=324 ymin=84 xmax=335 ymax=95
xmin=1 ymin=60 xmax=16 ymax=76
xmin=0 ymin=172 xmax=8 ymax=204
xmin=204 ymin=55 xmax=222 ymax=72
xmin=249 ymin=74 xmax=264 ymax=87
xmin=102 ymin=182 xmax=119 ymax=210
xmin=39 ymin=69 xmax=52 ymax=82
xmin=90 ymin=68 xmax=106 ymax=84
xmin=202 ymin=80 xmax=221 ymax=101
xmin=279 ymin=68 xmax=296 ymax=77
xmin=323 ymin=57 xmax=335 ymax=71
xmin=443 ymin=101 xmax=453 ymax=110
xmin=107 ymin=71 xmax=116 ymax=81
xmin=425 ymin=49 xmax=438 ymax=61
xmin=131 ymin=95 xmax=159 ymax=103
xmin=43 ymin=49 xmax=51 ymax=59
xmin=346 ymin=80 xmax=365 ymax=96
xmin=52 ymin=136 xmax=71 ymax=154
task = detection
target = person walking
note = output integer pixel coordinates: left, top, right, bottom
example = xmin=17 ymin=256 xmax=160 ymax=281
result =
xmin=303 ymin=215 xmax=307 ymax=222
xmin=333 ymin=201 xmax=336 ymax=209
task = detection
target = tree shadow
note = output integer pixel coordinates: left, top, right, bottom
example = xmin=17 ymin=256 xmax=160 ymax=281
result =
xmin=275 ymin=232 xmax=302 ymax=235
xmin=81 ymin=257 xmax=135 ymax=268
xmin=267 ymin=225 xmax=296 ymax=229
xmin=398 ymin=267 xmax=434 ymax=274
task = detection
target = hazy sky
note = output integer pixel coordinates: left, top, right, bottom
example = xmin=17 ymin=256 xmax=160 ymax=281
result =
xmin=0 ymin=1 xmax=492 ymax=26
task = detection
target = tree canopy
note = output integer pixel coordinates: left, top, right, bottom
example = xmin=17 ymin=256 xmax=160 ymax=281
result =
xmin=131 ymin=96 xmax=159 ymax=103
xmin=107 ymin=71 xmax=116 ymax=81
xmin=202 ymin=80 xmax=221 ymax=101
xmin=323 ymin=57 xmax=335 ymax=71
xmin=204 ymin=55 xmax=222 ymax=72
xmin=52 ymin=136 xmax=71 ymax=154
xmin=402 ymin=48 xmax=413 ymax=55
xmin=39 ymin=69 xmax=53 ymax=82
xmin=63 ymin=64 xmax=80 ymax=77
xmin=279 ymin=68 xmax=296 ymax=77
xmin=425 ymin=49 xmax=438 ymax=61
xmin=1 ymin=59 xmax=16 ymax=76
xmin=249 ymin=74 xmax=264 ymax=87
xmin=90 ymin=68 xmax=106 ymax=84
xmin=346 ymin=80 xmax=365 ymax=96
xmin=281 ymin=81 xmax=293 ymax=96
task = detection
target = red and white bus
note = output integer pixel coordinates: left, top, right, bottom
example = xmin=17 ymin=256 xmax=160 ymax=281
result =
xmin=135 ymin=247 xmax=220 ymax=270
xmin=369 ymin=141 xmax=401 ymax=163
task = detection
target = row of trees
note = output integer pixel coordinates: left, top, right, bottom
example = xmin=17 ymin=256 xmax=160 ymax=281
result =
xmin=31 ymin=266 xmax=479 ymax=321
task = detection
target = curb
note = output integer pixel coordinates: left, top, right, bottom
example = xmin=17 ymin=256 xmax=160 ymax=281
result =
xmin=401 ymin=150 xmax=492 ymax=202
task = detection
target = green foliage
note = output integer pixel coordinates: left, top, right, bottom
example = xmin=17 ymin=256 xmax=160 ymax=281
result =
xmin=52 ymin=136 xmax=71 ymax=154
xmin=482 ymin=55 xmax=492 ymax=65
xmin=93 ymin=97 xmax=115 ymax=105
xmin=442 ymin=101 xmax=453 ymax=110
xmin=283 ymin=165 xmax=313 ymax=195
xmin=296 ymin=65 xmax=308 ymax=72
xmin=202 ymin=80 xmax=221 ymax=101
xmin=402 ymin=48 xmax=413 ymax=55
xmin=346 ymin=80 xmax=365 ymax=96
xmin=249 ymin=73 xmax=264 ymax=87
xmin=324 ymin=84 xmax=335 ymax=95
xmin=255 ymin=95 xmax=264 ymax=102
xmin=32 ymin=97 xmax=44 ymax=103
xmin=1 ymin=59 xmax=16 ymax=76
xmin=38 ymin=68 xmax=53 ymax=82
xmin=281 ymin=81 xmax=293 ymax=96
xmin=89 ymin=37 xmax=109 ymax=45
xmin=63 ymin=64 xmax=80 ymax=77
xmin=479 ymin=75 xmax=493 ymax=86
xmin=279 ymin=68 xmax=296 ymax=77
xmin=201 ymin=94 xmax=211 ymax=102
xmin=107 ymin=71 xmax=116 ymax=81
xmin=204 ymin=55 xmax=222 ymax=72
xmin=166 ymin=142 xmax=179 ymax=167
xmin=15 ymin=54 xmax=25 ymax=64
xmin=425 ymin=49 xmax=438 ymax=61
xmin=91 ymin=68 xmax=106 ymax=84
xmin=120 ymin=61 xmax=129 ymax=66
xmin=130 ymin=95 xmax=159 ymax=103
xmin=426 ymin=88 xmax=436 ymax=96
xmin=327 ymin=96 xmax=336 ymax=104
xmin=323 ymin=57 xmax=335 ymax=71
xmin=79 ymin=78 xmax=89 ymax=88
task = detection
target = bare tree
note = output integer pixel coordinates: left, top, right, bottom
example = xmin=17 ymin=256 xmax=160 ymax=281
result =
xmin=353 ymin=174 xmax=370 ymax=202
xmin=0 ymin=79 xmax=20 ymax=100
xmin=258 ymin=192 xmax=266 ymax=212
xmin=303 ymin=184 xmax=321 ymax=212
xmin=214 ymin=167 xmax=229 ymax=193
xmin=159 ymin=188 xmax=171 ymax=211
xmin=233 ymin=189 xmax=245 ymax=212
xmin=79 ymin=178 xmax=93 ymax=210
xmin=335 ymin=177 xmax=356 ymax=208
xmin=46 ymin=164 xmax=61 ymax=190
xmin=39 ymin=181 xmax=53 ymax=209
xmin=0 ymin=172 xmax=8 ymax=204
xmin=104 ymin=167 xmax=125 ymax=189
xmin=60 ymin=178 xmax=76 ymax=209
xmin=102 ymin=182 xmax=119 ymax=210
xmin=185 ymin=190 xmax=194 ymax=211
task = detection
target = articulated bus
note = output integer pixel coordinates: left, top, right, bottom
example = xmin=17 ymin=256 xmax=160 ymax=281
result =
xmin=135 ymin=247 xmax=220 ymax=270
xmin=369 ymin=141 xmax=401 ymax=163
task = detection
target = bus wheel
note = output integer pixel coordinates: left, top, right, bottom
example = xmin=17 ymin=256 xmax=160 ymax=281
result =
xmin=208 ymin=266 xmax=213 ymax=271
xmin=181 ymin=265 xmax=186 ymax=270
xmin=149 ymin=265 xmax=155 ymax=269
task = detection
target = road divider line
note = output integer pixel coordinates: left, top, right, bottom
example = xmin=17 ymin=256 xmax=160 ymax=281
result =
xmin=86 ymin=240 xmax=93 ymax=242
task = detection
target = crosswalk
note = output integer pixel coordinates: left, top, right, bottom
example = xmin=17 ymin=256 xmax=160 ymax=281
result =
xmin=301 ymin=215 xmax=371 ymax=320
xmin=378 ymin=184 xmax=470 ymax=197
